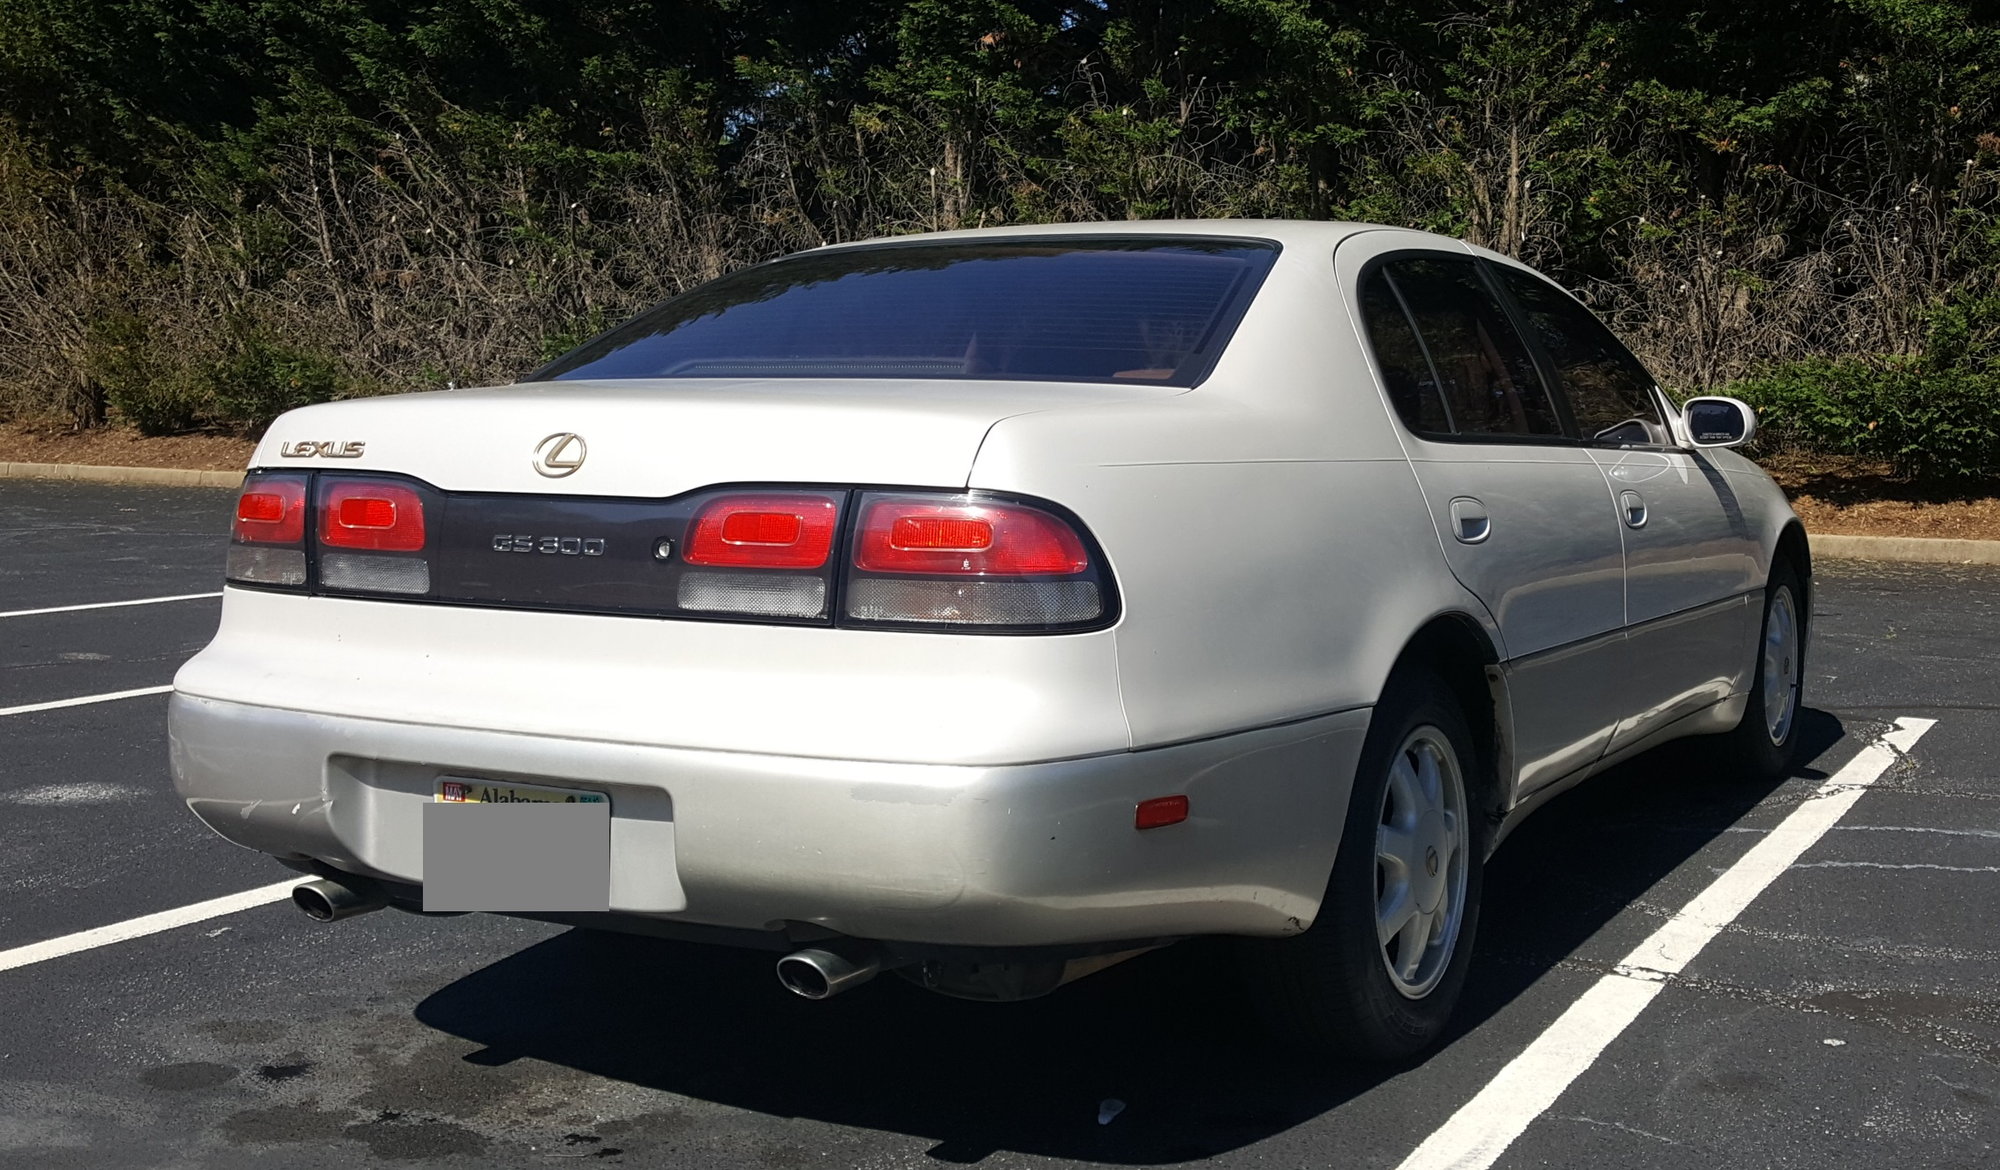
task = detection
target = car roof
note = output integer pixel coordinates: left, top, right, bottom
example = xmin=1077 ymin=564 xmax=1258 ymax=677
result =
xmin=816 ymin=219 xmax=1458 ymax=253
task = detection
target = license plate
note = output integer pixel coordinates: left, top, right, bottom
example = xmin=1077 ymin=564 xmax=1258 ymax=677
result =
xmin=433 ymin=777 xmax=608 ymax=805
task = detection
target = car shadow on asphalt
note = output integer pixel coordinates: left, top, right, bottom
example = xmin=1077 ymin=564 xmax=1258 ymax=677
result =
xmin=412 ymin=708 xmax=1848 ymax=1164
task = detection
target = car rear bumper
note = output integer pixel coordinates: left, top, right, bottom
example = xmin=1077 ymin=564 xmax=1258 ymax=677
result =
xmin=168 ymin=693 xmax=1368 ymax=947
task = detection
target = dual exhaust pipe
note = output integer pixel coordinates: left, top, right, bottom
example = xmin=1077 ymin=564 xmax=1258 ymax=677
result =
xmin=290 ymin=878 xmax=927 ymax=1004
xmin=288 ymin=875 xmax=886 ymax=1000
xmin=291 ymin=877 xmax=387 ymax=923
xmin=774 ymin=943 xmax=886 ymax=1000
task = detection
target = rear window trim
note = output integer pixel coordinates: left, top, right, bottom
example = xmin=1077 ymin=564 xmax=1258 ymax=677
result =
xmin=523 ymin=233 xmax=1283 ymax=391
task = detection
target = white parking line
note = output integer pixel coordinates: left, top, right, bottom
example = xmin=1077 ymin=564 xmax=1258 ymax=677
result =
xmin=0 ymin=685 xmax=174 ymax=717
xmin=1396 ymin=716 xmax=1936 ymax=1170
xmin=0 ymin=880 xmax=303 ymax=975
xmin=0 ymin=591 xmax=222 ymax=619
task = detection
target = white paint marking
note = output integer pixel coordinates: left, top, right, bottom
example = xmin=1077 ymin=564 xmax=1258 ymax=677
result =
xmin=1836 ymin=824 xmax=2000 ymax=841
xmin=0 ymin=592 xmax=221 ymax=619
xmin=0 ymin=781 xmax=144 ymax=806
xmin=0 ymin=880 xmax=303 ymax=975
xmin=1396 ymin=717 xmax=1935 ymax=1170
xmin=1795 ymin=860 xmax=2000 ymax=873
xmin=0 ymin=685 xmax=173 ymax=717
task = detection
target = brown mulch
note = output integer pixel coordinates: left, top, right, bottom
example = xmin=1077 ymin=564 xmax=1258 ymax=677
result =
xmin=3 ymin=422 xmax=1997 ymax=541
xmin=0 ymin=420 xmax=256 ymax=472
xmin=1762 ymin=454 xmax=2000 ymax=542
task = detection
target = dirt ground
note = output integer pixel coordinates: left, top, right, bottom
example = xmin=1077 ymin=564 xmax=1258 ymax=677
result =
xmin=1762 ymin=454 xmax=2000 ymax=541
xmin=3 ymin=422 xmax=1996 ymax=541
xmin=0 ymin=421 xmax=255 ymax=472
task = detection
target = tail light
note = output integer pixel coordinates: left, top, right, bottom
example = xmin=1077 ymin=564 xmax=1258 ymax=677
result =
xmin=314 ymin=477 xmax=434 ymax=594
xmin=220 ymin=472 xmax=1113 ymax=633
xmin=678 ymin=493 xmax=840 ymax=618
xmin=226 ymin=473 xmax=309 ymax=587
xmin=844 ymin=493 xmax=1108 ymax=629
xmin=320 ymin=481 xmax=426 ymax=551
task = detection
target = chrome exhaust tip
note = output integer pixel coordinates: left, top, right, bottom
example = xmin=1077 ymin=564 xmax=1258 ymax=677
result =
xmin=775 ymin=944 xmax=882 ymax=1000
xmin=291 ymin=877 xmax=388 ymax=923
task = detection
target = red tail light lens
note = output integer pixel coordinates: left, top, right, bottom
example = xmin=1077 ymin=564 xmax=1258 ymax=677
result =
xmin=855 ymin=499 xmax=1089 ymax=575
xmin=232 ymin=477 xmax=306 ymax=545
xmin=319 ymin=481 xmax=427 ymax=551
xmin=228 ymin=473 xmax=310 ymax=587
xmin=844 ymin=492 xmax=1111 ymax=629
xmin=684 ymin=494 xmax=839 ymax=569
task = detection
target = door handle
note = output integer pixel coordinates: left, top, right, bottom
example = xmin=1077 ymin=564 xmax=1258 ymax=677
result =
xmin=1619 ymin=490 xmax=1647 ymax=529
xmin=1448 ymin=497 xmax=1490 ymax=544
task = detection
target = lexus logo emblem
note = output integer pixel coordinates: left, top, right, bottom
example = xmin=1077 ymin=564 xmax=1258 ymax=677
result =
xmin=532 ymin=432 xmax=587 ymax=478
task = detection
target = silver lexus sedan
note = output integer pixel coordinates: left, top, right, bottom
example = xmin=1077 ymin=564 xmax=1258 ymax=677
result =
xmin=170 ymin=220 xmax=1808 ymax=1060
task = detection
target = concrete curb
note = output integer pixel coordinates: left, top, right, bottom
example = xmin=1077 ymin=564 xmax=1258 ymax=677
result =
xmin=1 ymin=461 xmax=241 ymax=489
xmin=4 ymin=460 xmax=2000 ymax=565
xmin=1810 ymin=533 xmax=2000 ymax=565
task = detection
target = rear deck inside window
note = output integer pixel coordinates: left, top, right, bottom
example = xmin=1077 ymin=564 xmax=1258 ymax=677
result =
xmin=531 ymin=238 xmax=1279 ymax=388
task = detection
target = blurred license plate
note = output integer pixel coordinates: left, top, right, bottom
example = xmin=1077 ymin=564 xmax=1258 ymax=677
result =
xmin=434 ymin=778 xmax=608 ymax=805
xmin=424 ymin=778 xmax=611 ymax=912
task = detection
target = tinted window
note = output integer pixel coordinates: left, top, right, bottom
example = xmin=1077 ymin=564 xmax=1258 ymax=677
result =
xmin=1358 ymin=272 xmax=1452 ymax=433
xmin=533 ymin=239 xmax=1279 ymax=388
xmin=1493 ymin=266 xmax=1666 ymax=444
xmin=1380 ymin=256 xmax=1563 ymax=439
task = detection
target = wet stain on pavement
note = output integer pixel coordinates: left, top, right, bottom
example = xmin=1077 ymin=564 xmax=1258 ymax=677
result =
xmin=256 ymin=1059 xmax=316 ymax=1082
xmin=343 ymin=1112 xmax=490 ymax=1161
xmin=220 ymin=1099 xmax=357 ymax=1144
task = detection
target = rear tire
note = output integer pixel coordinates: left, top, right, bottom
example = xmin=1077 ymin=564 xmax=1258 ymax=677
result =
xmin=1710 ymin=559 xmax=1807 ymax=782
xmin=1241 ymin=669 xmax=1485 ymax=1062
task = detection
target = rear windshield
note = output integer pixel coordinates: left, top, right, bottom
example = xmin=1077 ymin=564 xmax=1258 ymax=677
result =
xmin=531 ymin=237 xmax=1280 ymax=388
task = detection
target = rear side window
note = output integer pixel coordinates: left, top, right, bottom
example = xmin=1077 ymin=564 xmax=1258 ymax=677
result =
xmin=1492 ymin=266 xmax=1667 ymax=444
xmin=1358 ymin=272 xmax=1453 ymax=433
xmin=531 ymin=238 xmax=1280 ymax=388
xmin=1372 ymin=255 xmax=1563 ymax=439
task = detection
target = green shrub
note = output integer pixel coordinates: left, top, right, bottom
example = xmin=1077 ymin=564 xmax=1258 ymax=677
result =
xmin=1724 ymin=357 xmax=2000 ymax=483
xmin=1867 ymin=366 xmax=2000 ymax=484
xmin=1724 ymin=358 xmax=1878 ymax=458
xmin=85 ymin=313 xmax=213 ymax=435
xmin=208 ymin=333 xmax=344 ymax=430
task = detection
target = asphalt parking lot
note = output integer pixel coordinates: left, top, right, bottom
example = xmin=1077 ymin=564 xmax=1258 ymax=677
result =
xmin=2 ymin=478 xmax=1996 ymax=1169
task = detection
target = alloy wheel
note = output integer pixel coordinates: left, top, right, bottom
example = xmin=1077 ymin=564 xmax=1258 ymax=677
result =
xmin=1374 ymin=727 xmax=1469 ymax=999
xmin=1763 ymin=585 xmax=1801 ymax=747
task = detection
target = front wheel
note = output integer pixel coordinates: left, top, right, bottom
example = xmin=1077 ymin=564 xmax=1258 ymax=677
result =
xmin=1240 ymin=669 xmax=1485 ymax=1061
xmin=1707 ymin=560 xmax=1807 ymax=782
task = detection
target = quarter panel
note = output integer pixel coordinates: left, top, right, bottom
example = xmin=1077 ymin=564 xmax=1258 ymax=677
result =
xmin=973 ymin=412 xmax=1479 ymax=748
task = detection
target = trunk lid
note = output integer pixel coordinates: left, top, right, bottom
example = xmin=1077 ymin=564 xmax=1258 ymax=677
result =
xmin=254 ymin=378 xmax=1167 ymax=495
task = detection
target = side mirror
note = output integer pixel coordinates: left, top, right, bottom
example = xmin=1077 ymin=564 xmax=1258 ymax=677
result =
xmin=1681 ymin=396 xmax=1757 ymax=448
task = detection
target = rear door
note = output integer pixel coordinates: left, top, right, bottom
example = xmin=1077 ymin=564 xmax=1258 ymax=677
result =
xmin=1485 ymin=262 xmax=1763 ymax=749
xmin=1337 ymin=233 xmax=1628 ymax=795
